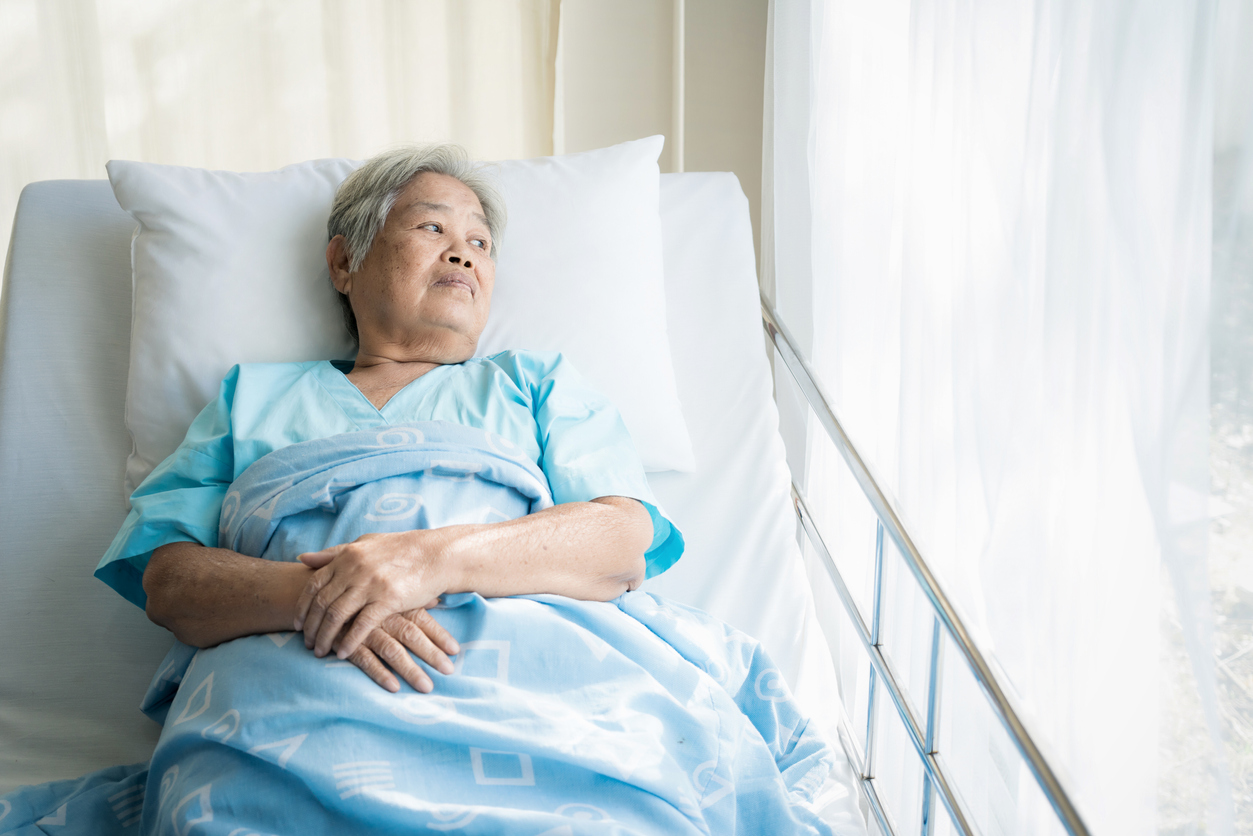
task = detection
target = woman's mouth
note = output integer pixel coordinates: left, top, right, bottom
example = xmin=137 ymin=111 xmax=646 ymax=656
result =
xmin=434 ymin=273 xmax=475 ymax=295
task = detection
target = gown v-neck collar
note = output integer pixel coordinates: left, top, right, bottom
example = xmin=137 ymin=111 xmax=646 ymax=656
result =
xmin=317 ymin=359 xmax=454 ymax=427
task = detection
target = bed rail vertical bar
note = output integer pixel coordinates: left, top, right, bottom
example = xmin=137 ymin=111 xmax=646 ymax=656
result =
xmin=865 ymin=668 xmax=879 ymax=781
xmin=865 ymin=520 xmax=886 ymax=781
xmin=921 ymin=616 xmax=944 ymax=835
xmin=921 ymin=775 xmax=936 ymax=836
xmin=872 ymin=522 xmax=885 ymax=645
xmin=863 ymin=763 xmax=902 ymax=836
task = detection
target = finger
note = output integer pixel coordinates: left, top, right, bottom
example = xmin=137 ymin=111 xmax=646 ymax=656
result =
xmin=301 ymin=570 xmax=348 ymax=649
xmin=298 ymin=549 xmax=336 ymax=570
xmin=315 ymin=586 xmax=369 ymax=657
xmin=294 ymin=566 xmax=334 ymax=632
xmin=304 ymin=576 xmax=353 ymax=652
xmin=346 ymin=645 xmax=400 ymax=693
xmin=367 ymin=631 xmax=433 ymax=693
xmin=337 ymin=601 xmax=393 ymax=660
xmin=407 ymin=608 xmax=460 ymax=657
xmin=386 ymin=614 xmax=454 ymax=675
xmin=336 ymin=628 xmax=434 ymax=694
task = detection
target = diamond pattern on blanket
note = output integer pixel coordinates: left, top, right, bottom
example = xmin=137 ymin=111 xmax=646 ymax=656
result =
xmin=452 ymin=640 xmax=511 ymax=683
xmin=470 ymin=749 xmax=535 ymax=786
xmin=200 ymin=709 xmax=240 ymax=742
xmin=246 ymin=734 xmax=308 ymax=769
xmin=170 ymin=784 xmax=213 ymax=836
xmin=172 ymin=673 xmax=213 ymax=725
xmin=36 ymin=802 xmax=66 ymax=825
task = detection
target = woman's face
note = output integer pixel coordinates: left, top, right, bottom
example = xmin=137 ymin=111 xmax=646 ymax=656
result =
xmin=332 ymin=172 xmax=495 ymax=363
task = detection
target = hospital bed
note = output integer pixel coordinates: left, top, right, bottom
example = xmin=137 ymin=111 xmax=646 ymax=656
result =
xmin=0 ymin=162 xmax=1086 ymax=833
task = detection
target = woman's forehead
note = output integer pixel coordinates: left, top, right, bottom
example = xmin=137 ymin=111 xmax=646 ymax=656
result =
xmin=392 ymin=173 xmax=487 ymax=225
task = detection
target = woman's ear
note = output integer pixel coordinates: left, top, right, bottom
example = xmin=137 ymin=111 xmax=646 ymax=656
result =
xmin=326 ymin=235 xmax=353 ymax=295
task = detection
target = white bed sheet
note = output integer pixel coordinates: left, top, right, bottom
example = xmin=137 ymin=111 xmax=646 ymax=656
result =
xmin=647 ymin=173 xmax=844 ymax=718
xmin=0 ymin=173 xmax=862 ymax=830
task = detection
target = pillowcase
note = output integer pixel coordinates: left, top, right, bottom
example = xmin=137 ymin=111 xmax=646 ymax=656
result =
xmin=109 ymin=136 xmax=695 ymax=498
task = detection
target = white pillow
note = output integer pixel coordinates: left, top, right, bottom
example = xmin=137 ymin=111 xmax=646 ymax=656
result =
xmin=109 ymin=136 xmax=695 ymax=498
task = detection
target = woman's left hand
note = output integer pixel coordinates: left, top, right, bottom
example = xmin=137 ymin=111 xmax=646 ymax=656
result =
xmin=336 ymin=606 xmax=460 ymax=693
xmin=294 ymin=530 xmax=457 ymax=659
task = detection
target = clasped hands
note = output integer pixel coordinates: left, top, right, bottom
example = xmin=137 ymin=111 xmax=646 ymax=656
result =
xmin=294 ymin=529 xmax=460 ymax=694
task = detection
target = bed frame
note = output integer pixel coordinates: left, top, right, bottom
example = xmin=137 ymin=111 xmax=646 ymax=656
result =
xmin=761 ymin=301 xmax=1091 ymax=836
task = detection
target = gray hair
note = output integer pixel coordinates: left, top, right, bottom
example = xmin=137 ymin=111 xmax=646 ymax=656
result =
xmin=327 ymin=144 xmax=507 ymax=344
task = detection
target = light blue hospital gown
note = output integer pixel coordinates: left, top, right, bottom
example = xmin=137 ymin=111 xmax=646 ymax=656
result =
xmin=95 ymin=350 xmax=683 ymax=607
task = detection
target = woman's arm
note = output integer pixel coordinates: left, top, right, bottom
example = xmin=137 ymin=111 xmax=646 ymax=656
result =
xmin=144 ymin=543 xmax=460 ymax=693
xmin=294 ymin=496 xmax=653 ymax=661
xmin=145 ymin=543 xmax=310 ymax=647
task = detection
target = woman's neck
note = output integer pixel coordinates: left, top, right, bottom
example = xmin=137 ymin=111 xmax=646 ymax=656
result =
xmin=346 ymin=356 xmax=442 ymax=411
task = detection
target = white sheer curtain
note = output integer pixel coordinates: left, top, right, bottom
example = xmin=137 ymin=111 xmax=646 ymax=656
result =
xmin=764 ymin=1 xmax=1236 ymax=833
xmin=0 ymin=0 xmax=559 ymax=282
xmin=1211 ymin=0 xmax=1253 ymax=831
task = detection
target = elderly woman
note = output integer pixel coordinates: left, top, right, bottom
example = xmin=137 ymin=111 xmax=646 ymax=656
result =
xmin=72 ymin=146 xmax=833 ymax=836
xmin=95 ymin=145 xmax=681 ymax=694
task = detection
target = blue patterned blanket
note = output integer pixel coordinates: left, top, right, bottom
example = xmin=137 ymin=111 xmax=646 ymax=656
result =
xmin=1 ymin=422 xmax=836 ymax=835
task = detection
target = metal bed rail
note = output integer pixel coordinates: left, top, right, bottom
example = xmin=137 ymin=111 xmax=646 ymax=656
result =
xmin=761 ymin=296 xmax=1091 ymax=836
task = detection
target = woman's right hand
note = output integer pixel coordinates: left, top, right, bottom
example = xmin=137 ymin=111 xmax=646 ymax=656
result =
xmin=335 ymin=605 xmax=460 ymax=693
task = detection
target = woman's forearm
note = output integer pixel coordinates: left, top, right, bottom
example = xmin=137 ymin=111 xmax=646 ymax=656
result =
xmin=442 ymin=496 xmax=652 ymax=601
xmin=295 ymin=496 xmax=654 ymax=659
xmin=144 ymin=542 xmax=312 ymax=648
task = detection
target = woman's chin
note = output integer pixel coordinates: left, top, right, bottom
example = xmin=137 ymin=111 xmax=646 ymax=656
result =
xmin=361 ymin=316 xmax=485 ymax=365
xmin=408 ymin=327 xmax=482 ymax=365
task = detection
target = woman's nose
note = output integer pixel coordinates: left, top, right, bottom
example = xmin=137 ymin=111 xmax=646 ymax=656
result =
xmin=445 ymin=245 xmax=473 ymax=270
xmin=448 ymin=254 xmax=472 ymax=268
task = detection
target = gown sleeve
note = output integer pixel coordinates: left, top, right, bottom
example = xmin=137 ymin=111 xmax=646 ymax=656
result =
xmin=94 ymin=366 xmax=240 ymax=609
xmin=490 ymin=351 xmax=685 ymax=579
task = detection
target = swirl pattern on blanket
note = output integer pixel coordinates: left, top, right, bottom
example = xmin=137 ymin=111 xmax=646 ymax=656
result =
xmin=137 ymin=422 xmax=835 ymax=835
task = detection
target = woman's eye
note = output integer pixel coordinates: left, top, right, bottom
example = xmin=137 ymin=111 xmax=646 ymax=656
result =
xmin=471 ymin=238 xmax=487 ymax=249
xmin=419 ymin=222 xmax=440 ymax=232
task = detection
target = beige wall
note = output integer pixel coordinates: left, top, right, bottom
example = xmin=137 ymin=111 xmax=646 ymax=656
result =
xmin=0 ymin=1 xmax=766 ymax=282
xmin=556 ymin=0 xmax=678 ymax=169
xmin=683 ymin=0 xmax=767 ymax=254
xmin=556 ymin=0 xmax=767 ymax=255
